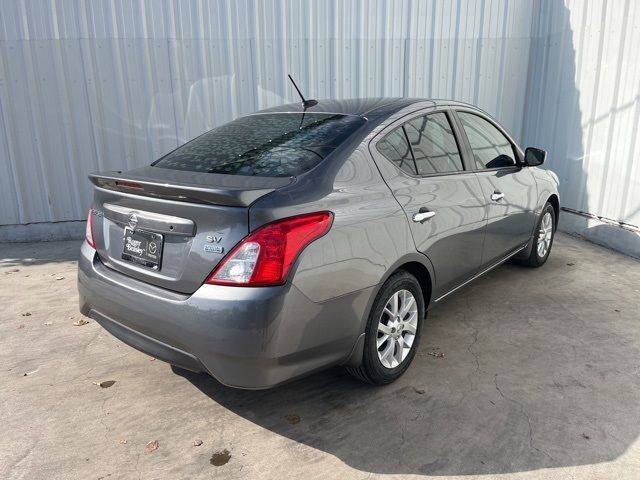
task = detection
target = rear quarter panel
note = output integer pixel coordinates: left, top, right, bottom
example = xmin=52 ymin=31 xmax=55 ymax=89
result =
xmin=248 ymin=143 xmax=417 ymax=304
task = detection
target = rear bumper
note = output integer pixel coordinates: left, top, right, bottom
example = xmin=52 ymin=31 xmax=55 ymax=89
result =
xmin=77 ymin=242 xmax=371 ymax=389
xmin=89 ymin=310 xmax=206 ymax=373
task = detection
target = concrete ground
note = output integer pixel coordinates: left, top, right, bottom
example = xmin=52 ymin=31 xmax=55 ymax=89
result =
xmin=1 ymin=232 xmax=639 ymax=480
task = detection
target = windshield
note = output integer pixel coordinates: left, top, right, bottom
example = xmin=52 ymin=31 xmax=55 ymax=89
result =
xmin=153 ymin=113 xmax=366 ymax=177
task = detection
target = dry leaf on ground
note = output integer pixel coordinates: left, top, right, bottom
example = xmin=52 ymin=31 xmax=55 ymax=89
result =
xmin=93 ymin=380 xmax=116 ymax=388
xmin=146 ymin=440 xmax=159 ymax=452
xmin=285 ymin=414 xmax=301 ymax=425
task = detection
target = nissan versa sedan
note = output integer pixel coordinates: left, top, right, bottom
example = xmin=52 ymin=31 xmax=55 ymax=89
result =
xmin=78 ymin=98 xmax=559 ymax=389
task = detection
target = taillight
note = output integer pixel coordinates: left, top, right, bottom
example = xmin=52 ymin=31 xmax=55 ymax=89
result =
xmin=85 ymin=209 xmax=96 ymax=248
xmin=206 ymin=211 xmax=333 ymax=286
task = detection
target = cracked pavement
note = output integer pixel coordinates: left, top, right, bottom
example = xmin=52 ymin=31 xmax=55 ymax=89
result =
xmin=1 ymin=233 xmax=640 ymax=479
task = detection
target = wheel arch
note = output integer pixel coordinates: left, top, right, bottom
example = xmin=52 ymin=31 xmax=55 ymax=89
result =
xmin=547 ymin=194 xmax=560 ymax=229
xmin=342 ymin=253 xmax=434 ymax=367
xmin=396 ymin=261 xmax=432 ymax=312
xmin=378 ymin=253 xmax=435 ymax=309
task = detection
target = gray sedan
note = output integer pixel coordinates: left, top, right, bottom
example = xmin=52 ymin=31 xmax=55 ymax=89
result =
xmin=78 ymin=98 xmax=559 ymax=389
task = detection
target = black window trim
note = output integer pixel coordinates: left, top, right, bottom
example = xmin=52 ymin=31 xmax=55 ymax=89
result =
xmin=400 ymin=125 xmax=420 ymax=175
xmin=372 ymin=107 xmax=472 ymax=180
xmin=451 ymin=108 xmax=524 ymax=173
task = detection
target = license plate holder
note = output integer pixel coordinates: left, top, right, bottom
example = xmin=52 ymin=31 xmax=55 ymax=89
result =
xmin=122 ymin=227 xmax=163 ymax=270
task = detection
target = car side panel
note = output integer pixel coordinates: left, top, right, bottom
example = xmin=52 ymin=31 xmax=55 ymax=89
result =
xmin=365 ymin=107 xmax=489 ymax=299
xmin=474 ymin=168 xmax=538 ymax=265
xmin=378 ymin=169 xmax=488 ymax=299
xmin=449 ymin=107 xmax=542 ymax=265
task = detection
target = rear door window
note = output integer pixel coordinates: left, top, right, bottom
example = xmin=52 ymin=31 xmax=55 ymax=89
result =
xmin=376 ymin=128 xmax=417 ymax=175
xmin=153 ymin=113 xmax=366 ymax=177
xmin=457 ymin=112 xmax=516 ymax=169
xmin=404 ymin=113 xmax=463 ymax=175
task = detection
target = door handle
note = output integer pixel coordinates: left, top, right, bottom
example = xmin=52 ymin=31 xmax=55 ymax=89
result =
xmin=412 ymin=210 xmax=436 ymax=223
xmin=491 ymin=191 xmax=505 ymax=201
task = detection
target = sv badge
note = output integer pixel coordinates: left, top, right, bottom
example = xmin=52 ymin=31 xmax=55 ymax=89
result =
xmin=204 ymin=234 xmax=224 ymax=254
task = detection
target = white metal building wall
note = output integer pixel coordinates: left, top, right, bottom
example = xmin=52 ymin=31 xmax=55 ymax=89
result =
xmin=0 ymin=0 xmax=534 ymax=227
xmin=0 ymin=0 xmax=637 ymax=256
xmin=523 ymin=0 xmax=640 ymax=256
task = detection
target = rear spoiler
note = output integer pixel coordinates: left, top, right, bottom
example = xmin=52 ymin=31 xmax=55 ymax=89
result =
xmin=89 ymin=170 xmax=293 ymax=208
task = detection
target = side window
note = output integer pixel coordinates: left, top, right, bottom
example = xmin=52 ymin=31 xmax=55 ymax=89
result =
xmin=376 ymin=127 xmax=417 ymax=175
xmin=458 ymin=112 xmax=516 ymax=169
xmin=404 ymin=113 xmax=463 ymax=175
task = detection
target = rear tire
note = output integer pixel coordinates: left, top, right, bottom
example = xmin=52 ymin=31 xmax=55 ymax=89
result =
xmin=347 ymin=271 xmax=424 ymax=385
xmin=520 ymin=202 xmax=556 ymax=267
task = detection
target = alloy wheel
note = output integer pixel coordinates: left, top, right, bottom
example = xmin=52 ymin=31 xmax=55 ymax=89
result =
xmin=376 ymin=289 xmax=418 ymax=369
xmin=537 ymin=211 xmax=553 ymax=258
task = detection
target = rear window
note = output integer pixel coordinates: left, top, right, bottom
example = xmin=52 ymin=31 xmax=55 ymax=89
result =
xmin=153 ymin=113 xmax=366 ymax=177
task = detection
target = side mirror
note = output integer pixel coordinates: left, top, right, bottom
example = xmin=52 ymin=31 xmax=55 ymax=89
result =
xmin=524 ymin=147 xmax=547 ymax=167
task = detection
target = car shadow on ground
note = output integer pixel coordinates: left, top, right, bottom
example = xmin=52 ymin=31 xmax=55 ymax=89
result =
xmin=174 ymin=243 xmax=640 ymax=476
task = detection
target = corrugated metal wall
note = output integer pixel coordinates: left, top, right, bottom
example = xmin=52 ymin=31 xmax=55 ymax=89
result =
xmin=0 ymin=0 xmax=534 ymax=227
xmin=523 ymin=0 xmax=640 ymax=232
xmin=0 ymin=1 xmax=638 ymax=251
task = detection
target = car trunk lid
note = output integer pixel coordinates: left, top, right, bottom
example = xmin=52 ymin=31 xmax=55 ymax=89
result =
xmin=89 ymin=167 xmax=293 ymax=294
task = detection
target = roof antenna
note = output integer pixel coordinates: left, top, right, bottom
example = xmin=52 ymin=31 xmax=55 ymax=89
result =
xmin=288 ymin=74 xmax=318 ymax=109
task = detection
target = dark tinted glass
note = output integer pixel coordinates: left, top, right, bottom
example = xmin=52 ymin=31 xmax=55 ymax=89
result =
xmin=458 ymin=112 xmax=516 ymax=169
xmin=404 ymin=113 xmax=463 ymax=175
xmin=376 ymin=128 xmax=417 ymax=175
xmin=154 ymin=113 xmax=366 ymax=177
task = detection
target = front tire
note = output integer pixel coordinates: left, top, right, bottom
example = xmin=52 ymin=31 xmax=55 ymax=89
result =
xmin=347 ymin=271 xmax=424 ymax=385
xmin=521 ymin=202 xmax=556 ymax=267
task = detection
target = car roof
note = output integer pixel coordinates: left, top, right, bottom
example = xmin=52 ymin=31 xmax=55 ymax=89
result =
xmin=255 ymin=97 xmax=481 ymax=121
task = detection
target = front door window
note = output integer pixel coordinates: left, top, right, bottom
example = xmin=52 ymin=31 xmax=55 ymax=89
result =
xmin=457 ymin=112 xmax=516 ymax=170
